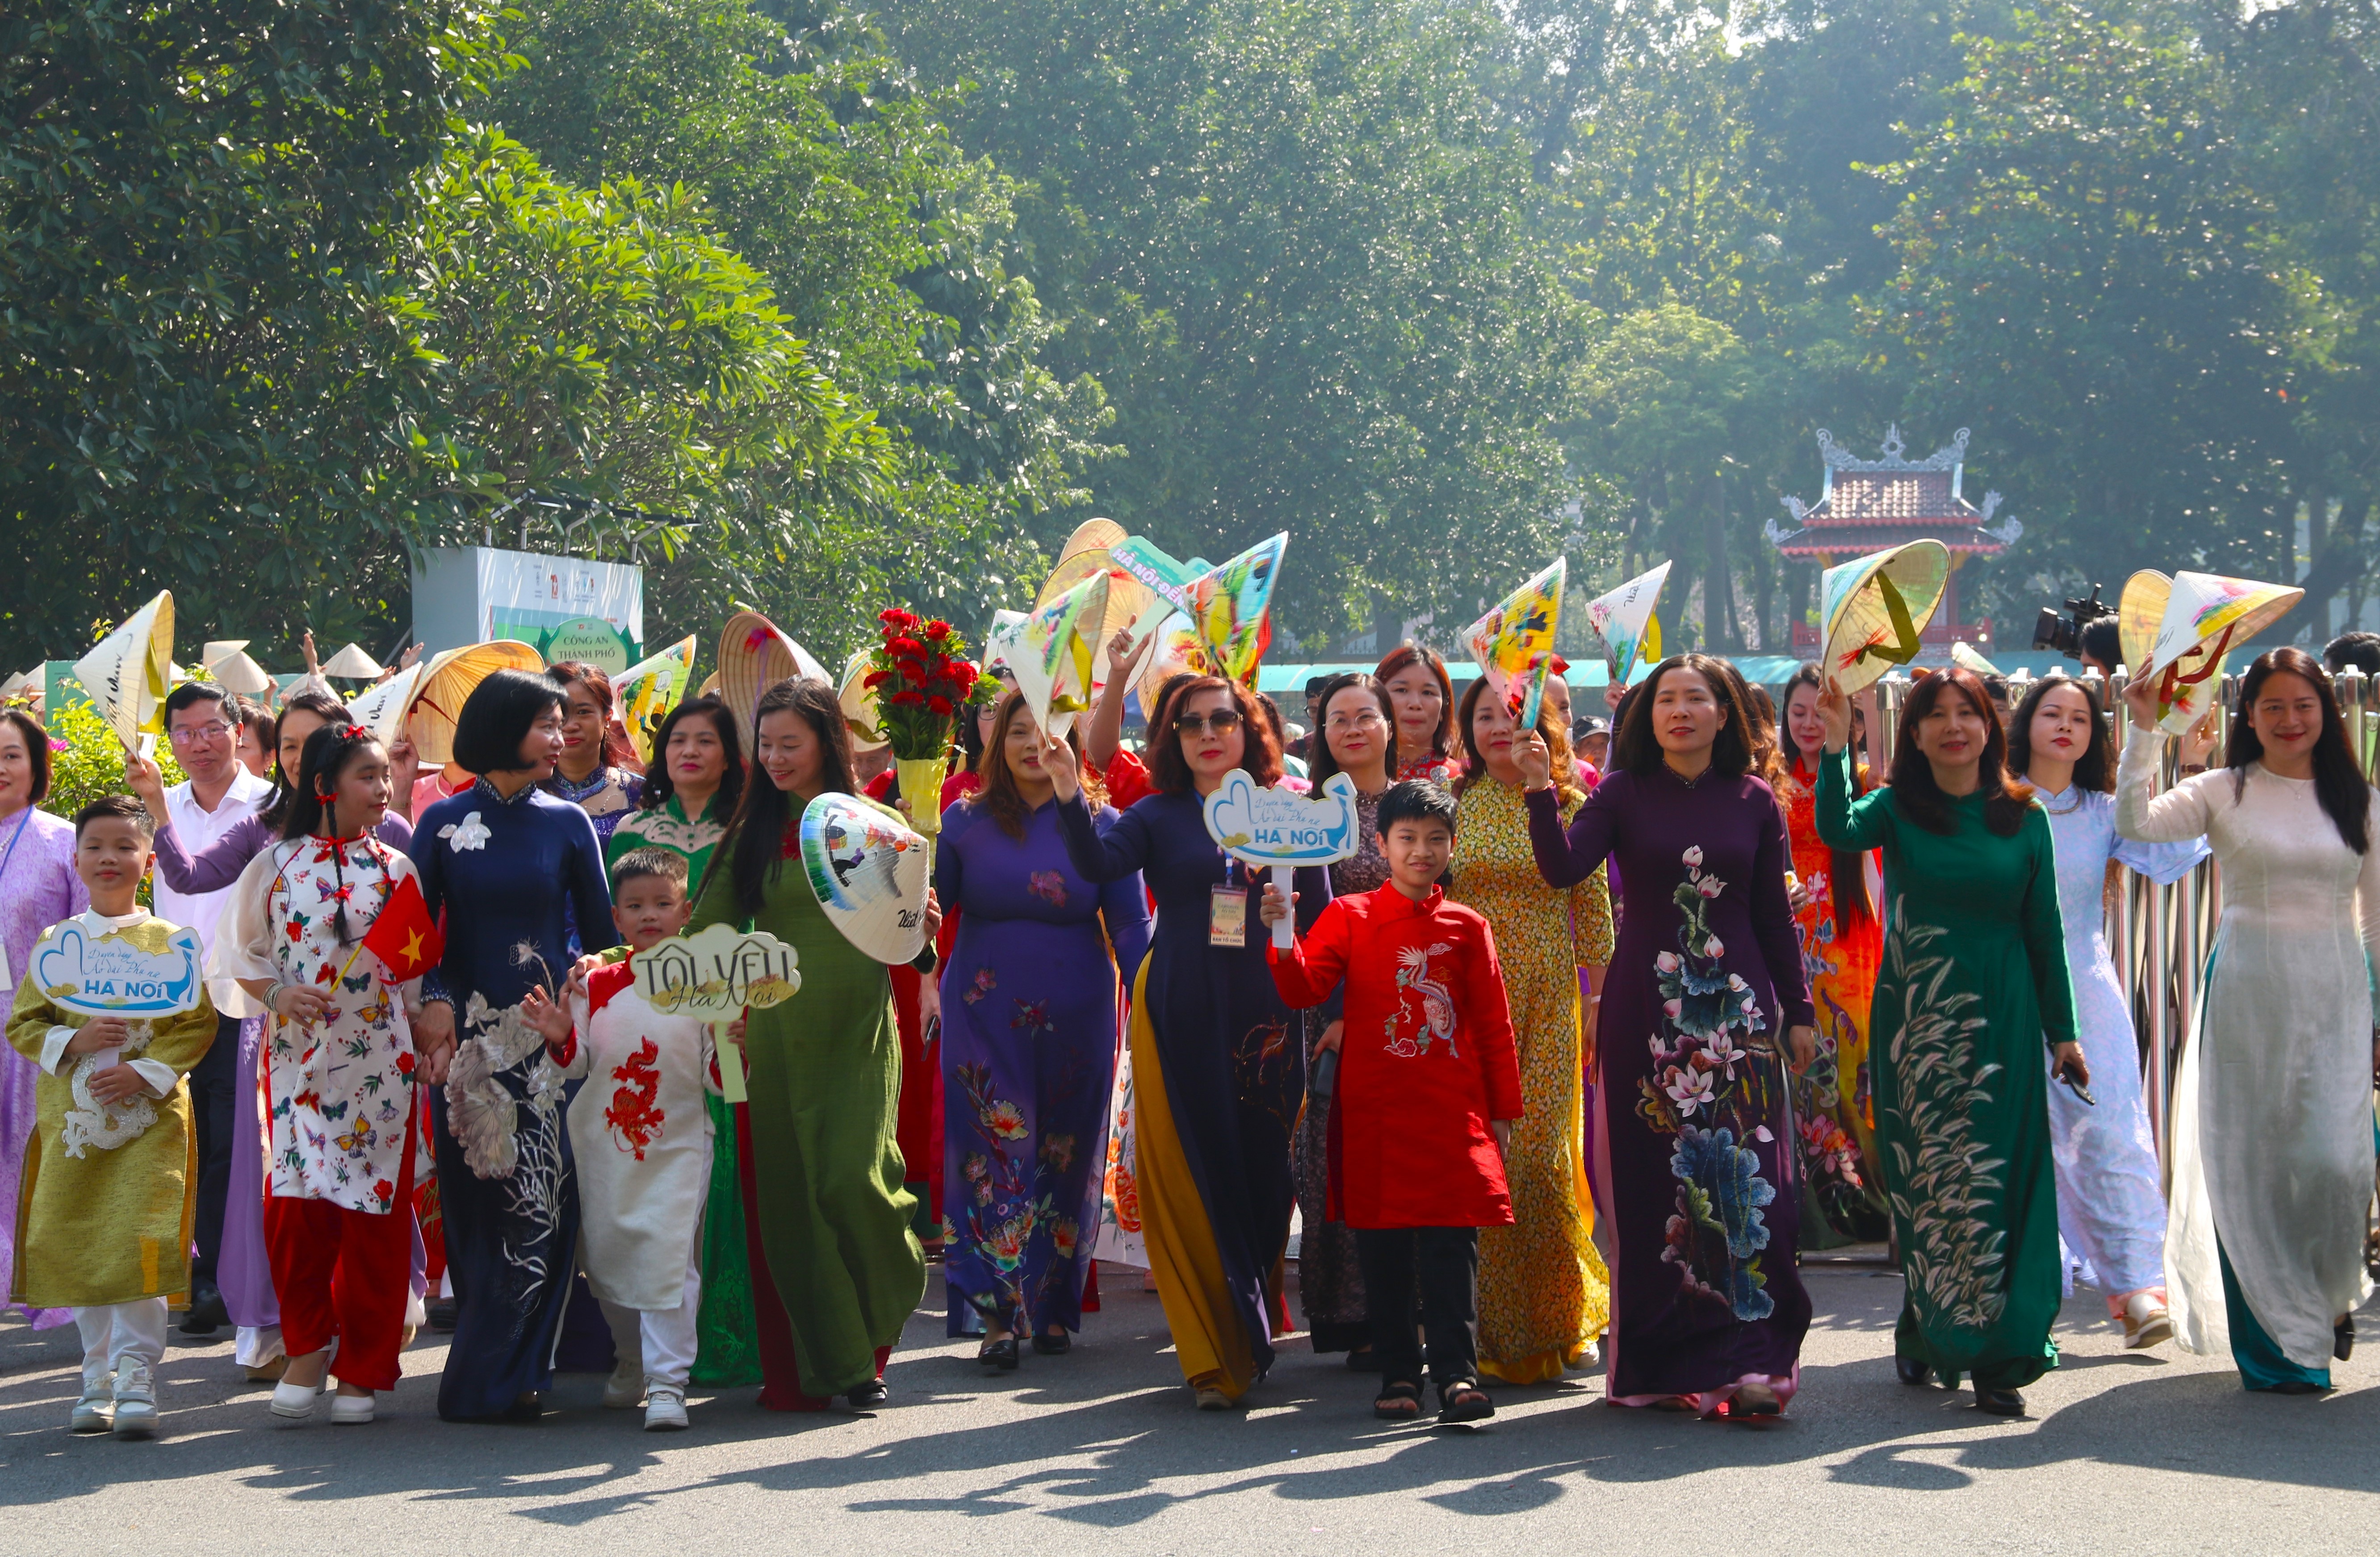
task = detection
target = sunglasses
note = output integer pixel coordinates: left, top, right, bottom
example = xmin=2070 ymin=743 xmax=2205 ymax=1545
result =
xmin=1174 ymin=710 xmax=1243 ymax=736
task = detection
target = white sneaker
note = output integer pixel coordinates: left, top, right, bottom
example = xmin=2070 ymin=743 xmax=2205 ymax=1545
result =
xmin=71 ymin=1377 xmax=114 ymax=1434
xmin=643 ymin=1386 xmax=688 ymax=1431
xmin=329 ymin=1392 xmax=376 ymax=1425
xmin=2122 ymin=1292 xmax=2174 ymax=1350
xmin=111 ymin=1359 xmax=159 ymax=1439
xmin=270 ymin=1378 xmax=321 ymax=1422
xmin=602 ymin=1361 xmax=645 ymax=1410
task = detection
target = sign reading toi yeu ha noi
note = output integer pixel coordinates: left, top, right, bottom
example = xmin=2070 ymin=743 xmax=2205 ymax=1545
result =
xmin=33 ymin=921 xmax=206 ymax=1017
xmin=629 ymin=924 xmax=800 ymax=1105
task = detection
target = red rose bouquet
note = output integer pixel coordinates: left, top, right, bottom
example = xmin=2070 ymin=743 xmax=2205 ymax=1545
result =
xmin=863 ymin=608 xmax=993 ymax=834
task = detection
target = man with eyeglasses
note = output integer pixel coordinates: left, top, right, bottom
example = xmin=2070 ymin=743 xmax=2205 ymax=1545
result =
xmin=152 ymin=682 xmax=274 ymax=1338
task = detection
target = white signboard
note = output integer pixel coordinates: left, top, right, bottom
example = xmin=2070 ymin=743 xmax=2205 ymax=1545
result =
xmin=410 ymin=546 xmax=645 ymax=665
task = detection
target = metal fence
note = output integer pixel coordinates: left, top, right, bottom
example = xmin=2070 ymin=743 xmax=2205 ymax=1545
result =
xmin=1866 ymin=664 xmax=2379 ymax=1184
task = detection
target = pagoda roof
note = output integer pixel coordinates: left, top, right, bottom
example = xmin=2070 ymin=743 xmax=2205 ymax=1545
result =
xmin=1769 ymin=425 xmax=2020 ymax=561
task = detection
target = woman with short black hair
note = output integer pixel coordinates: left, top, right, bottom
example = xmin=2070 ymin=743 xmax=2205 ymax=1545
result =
xmin=410 ymin=667 xmax=612 ymax=1421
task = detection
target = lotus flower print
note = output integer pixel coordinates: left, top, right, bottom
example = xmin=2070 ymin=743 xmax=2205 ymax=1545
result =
xmin=440 ymin=811 xmax=490 ymax=852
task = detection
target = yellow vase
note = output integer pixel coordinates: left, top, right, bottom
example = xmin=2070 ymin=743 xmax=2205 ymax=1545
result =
xmin=894 ymin=754 xmax=952 ymax=835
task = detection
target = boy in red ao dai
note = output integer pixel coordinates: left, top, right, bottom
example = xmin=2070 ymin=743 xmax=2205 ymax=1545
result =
xmin=1261 ymin=781 xmax=1522 ymax=1423
xmin=524 ymin=849 xmax=724 ymax=1432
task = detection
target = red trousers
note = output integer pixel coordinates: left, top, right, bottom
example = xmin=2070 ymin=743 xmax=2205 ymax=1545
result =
xmin=264 ymin=1123 xmax=419 ymax=1393
xmin=736 ymin=1099 xmax=888 ymax=1411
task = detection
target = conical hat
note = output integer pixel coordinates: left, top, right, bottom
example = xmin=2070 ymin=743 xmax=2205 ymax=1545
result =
xmin=1584 ymin=562 xmax=1669 ymax=686
xmin=716 ymin=612 xmax=830 ymax=754
xmin=1053 ymin=518 xmax=1127 ymax=562
xmin=1464 ymin=558 xmax=1567 ymax=730
xmin=799 ymin=793 xmax=930 ymax=965
xmin=1037 ymin=553 xmax=1154 ymax=681
xmin=616 ymin=634 xmax=698 ymax=764
xmin=1182 ymin=534 xmax=1287 ymax=687
xmin=1006 ymin=572 xmax=1107 ymax=737
xmin=351 ymin=663 xmax=426 ymax=747
xmin=2142 ymin=571 xmax=2303 ymax=735
xmin=199 ymin=640 xmax=274 ymax=698
xmin=980 ymin=609 xmax=1030 ymax=679
xmin=406 ymin=640 xmax=546 ymax=764
xmin=838 ymin=650 xmax=887 ymax=753
xmin=73 ymin=591 xmax=175 ymax=748
xmin=697 ymin=670 xmax=721 ymax=699
xmin=2117 ymin=571 xmax=2169 ymax=677
xmin=1949 ymin=641 xmax=2003 ymax=677
xmin=1819 ymin=541 xmax=1950 ymax=695
xmin=321 ymin=642 xmax=385 ymax=679
xmin=1136 ymin=610 xmax=1219 ymax=714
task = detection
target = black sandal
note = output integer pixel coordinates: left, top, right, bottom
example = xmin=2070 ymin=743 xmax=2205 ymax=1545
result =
xmin=1437 ymin=1379 xmax=1494 ymax=1423
xmin=1373 ymin=1380 xmax=1423 ymax=1421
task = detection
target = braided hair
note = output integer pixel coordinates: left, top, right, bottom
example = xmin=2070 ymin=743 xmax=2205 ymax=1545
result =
xmin=282 ymin=722 xmax=386 ymax=946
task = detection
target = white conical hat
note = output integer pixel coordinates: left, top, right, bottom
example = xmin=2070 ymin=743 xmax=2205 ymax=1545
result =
xmin=350 ymin=663 xmax=426 ymax=747
xmin=321 ymin=642 xmax=384 ymax=679
xmin=2141 ymin=571 xmax=2303 ymax=734
xmin=406 ymin=640 xmax=546 ymax=764
xmin=838 ymin=650 xmax=888 ymax=753
xmin=716 ymin=611 xmax=830 ymax=755
xmin=1006 ymin=572 xmax=1108 ymax=738
xmin=1949 ymin=641 xmax=2002 ymax=676
xmin=1464 ymin=558 xmax=1567 ymax=730
xmin=1583 ymin=562 xmax=1669 ymax=686
xmin=73 ymin=591 xmax=175 ymax=748
xmin=616 ymin=635 xmax=699 ymax=764
xmin=1819 ymin=541 xmax=1950 ymax=695
xmin=799 ymin=793 xmax=931 ymax=965
xmin=199 ymin=640 xmax=274 ymax=697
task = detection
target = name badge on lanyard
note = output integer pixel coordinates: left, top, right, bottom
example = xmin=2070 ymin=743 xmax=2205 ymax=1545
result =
xmin=1209 ymin=885 xmax=1249 ymax=948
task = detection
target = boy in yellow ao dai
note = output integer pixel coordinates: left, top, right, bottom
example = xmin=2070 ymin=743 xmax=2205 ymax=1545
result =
xmin=7 ymin=799 xmax=218 ymax=1439
xmin=525 ymin=848 xmax=720 ymax=1431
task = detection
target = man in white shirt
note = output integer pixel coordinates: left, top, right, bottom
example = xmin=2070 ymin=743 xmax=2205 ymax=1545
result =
xmin=152 ymin=683 xmax=273 ymax=1336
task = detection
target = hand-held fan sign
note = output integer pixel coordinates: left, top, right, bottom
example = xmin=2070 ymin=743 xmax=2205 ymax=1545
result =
xmin=630 ymin=923 xmax=799 ymax=1107
xmin=2142 ymin=572 xmax=2303 ymax=736
xmin=1465 ymin=558 xmax=1567 ymax=730
xmin=34 ymin=920 xmax=205 ymax=1017
xmin=800 ymin=794 xmax=932 ymax=965
xmin=1819 ymin=541 xmax=1951 ymax=696
xmin=1584 ymin=563 xmax=1668 ymax=686
xmin=616 ymin=635 xmax=699 ymax=764
xmin=1184 ymin=534 xmax=1288 ymax=688
xmin=1202 ymin=769 xmax=1362 ymax=951
xmin=1006 ymin=572 xmax=1108 ymax=738
xmin=73 ymin=591 xmax=175 ymax=749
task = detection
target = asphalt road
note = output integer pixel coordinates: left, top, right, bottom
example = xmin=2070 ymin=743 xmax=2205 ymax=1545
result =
xmin=6 ymin=1258 xmax=2377 ymax=1554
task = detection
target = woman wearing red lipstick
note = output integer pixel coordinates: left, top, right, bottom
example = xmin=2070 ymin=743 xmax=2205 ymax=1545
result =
xmin=1817 ymin=666 xmax=2080 ymax=1417
xmin=543 ymin=663 xmax=644 ymax=846
xmin=2118 ymin=647 xmax=2380 ymax=1394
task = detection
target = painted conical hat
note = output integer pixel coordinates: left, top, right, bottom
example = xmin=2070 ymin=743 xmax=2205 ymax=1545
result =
xmin=321 ymin=642 xmax=385 ymax=679
xmin=1949 ymin=641 xmax=2003 ymax=677
xmin=1007 ymin=572 xmax=1108 ymax=737
xmin=1183 ymin=534 xmax=1287 ymax=688
xmin=980 ymin=609 xmax=1030 ymax=680
xmin=2117 ymin=571 xmax=2169 ymax=679
xmin=838 ymin=650 xmax=887 ymax=753
xmin=1136 ymin=610 xmax=1219 ymax=715
xmin=1464 ymin=558 xmax=1567 ymax=730
xmin=406 ymin=641 xmax=546 ymax=764
xmin=73 ymin=591 xmax=175 ymax=748
xmin=199 ymin=640 xmax=274 ymax=698
xmin=1583 ymin=562 xmax=1669 ymax=686
xmin=716 ymin=612 xmax=830 ymax=755
xmin=2142 ymin=571 xmax=2303 ymax=735
xmin=351 ymin=663 xmax=426 ymax=747
xmin=799 ymin=793 xmax=931 ymax=965
xmin=1819 ymin=540 xmax=1950 ymax=696
xmin=616 ymin=634 xmax=698 ymax=764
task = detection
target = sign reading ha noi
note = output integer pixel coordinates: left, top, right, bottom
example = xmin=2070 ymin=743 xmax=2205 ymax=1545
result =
xmin=33 ymin=920 xmax=206 ymax=1017
xmin=629 ymin=924 xmax=800 ymax=1105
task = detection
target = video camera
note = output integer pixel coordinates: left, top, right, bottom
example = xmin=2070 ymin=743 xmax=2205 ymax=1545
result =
xmin=2032 ymin=583 xmax=2114 ymax=659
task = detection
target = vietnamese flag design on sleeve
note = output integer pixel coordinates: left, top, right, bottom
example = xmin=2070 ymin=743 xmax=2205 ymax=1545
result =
xmin=365 ymin=873 xmax=445 ymax=983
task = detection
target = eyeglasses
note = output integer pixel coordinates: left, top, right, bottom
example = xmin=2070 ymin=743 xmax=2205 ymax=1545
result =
xmin=1325 ymin=710 xmax=1386 ymax=731
xmin=169 ymin=721 xmax=235 ymax=745
xmin=1174 ymin=710 xmax=1243 ymax=736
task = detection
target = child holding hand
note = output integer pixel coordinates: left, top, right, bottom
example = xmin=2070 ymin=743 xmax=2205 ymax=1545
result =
xmin=524 ymin=848 xmax=725 ymax=1431
xmin=1261 ymin=780 xmax=1522 ymax=1424
xmin=7 ymin=796 xmax=219 ymax=1439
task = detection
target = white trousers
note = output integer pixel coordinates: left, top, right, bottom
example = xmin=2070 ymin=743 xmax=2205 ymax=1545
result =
xmin=595 ymin=1245 xmax=704 ymax=1392
xmin=75 ymin=1298 xmax=168 ymax=1388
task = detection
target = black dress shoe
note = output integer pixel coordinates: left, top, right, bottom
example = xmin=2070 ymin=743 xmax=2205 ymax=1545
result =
xmin=502 ymin=1392 xmax=545 ymax=1423
xmin=427 ymin=1299 xmax=459 ymax=1333
xmin=179 ymin=1282 xmax=227 ymax=1336
xmin=2266 ymin=1378 xmax=2327 ymax=1395
xmin=1894 ymin=1355 xmax=1932 ymax=1387
xmin=1974 ymin=1387 xmax=2025 ymax=1416
xmin=1031 ymin=1330 xmax=1070 ymax=1356
xmin=2335 ymin=1315 xmax=2354 ymax=1361
xmin=978 ymin=1338 xmax=1020 ymax=1371
xmin=847 ymin=1379 xmax=890 ymax=1408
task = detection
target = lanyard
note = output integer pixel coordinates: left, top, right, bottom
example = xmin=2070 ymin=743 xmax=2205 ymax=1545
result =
xmin=0 ymin=808 xmax=32 ymax=895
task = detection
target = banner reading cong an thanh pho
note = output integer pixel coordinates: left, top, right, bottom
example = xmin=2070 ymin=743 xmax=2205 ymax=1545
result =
xmin=409 ymin=546 xmax=644 ymax=671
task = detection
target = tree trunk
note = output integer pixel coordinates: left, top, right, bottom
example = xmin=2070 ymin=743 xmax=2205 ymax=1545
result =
xmin=1708 ymin=469 xmax=1738 ymax=652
